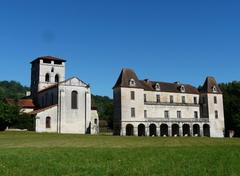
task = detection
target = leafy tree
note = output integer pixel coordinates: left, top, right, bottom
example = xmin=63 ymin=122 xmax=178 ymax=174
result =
xmin=0 ymin=102 xmax=20 ymax=131
xmin=92 ymin=95 xmax=114 ymax=128
xmin=219 ymin=81 xmax=240 ymax=136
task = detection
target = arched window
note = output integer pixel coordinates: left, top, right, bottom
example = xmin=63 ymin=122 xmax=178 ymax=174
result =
xmin=71 ymin=91 xmax=78 ymax=109
xmin=55 ymin=74 xmax=59 ymax=83
xmin=45 ymin=73 xmax=50 ymax=82
xmin=46 ymin=117 xmax=51 ymax=128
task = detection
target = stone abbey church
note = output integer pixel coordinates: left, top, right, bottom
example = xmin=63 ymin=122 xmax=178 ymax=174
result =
xmin=113 ymin=68 xmax=225 ymax=138
xmin=10 ymin=56 xmax=99 ymax=134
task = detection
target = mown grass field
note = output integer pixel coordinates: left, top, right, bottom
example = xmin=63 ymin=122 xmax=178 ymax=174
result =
xmin=0 ymin=132 xmax=240 ymax=176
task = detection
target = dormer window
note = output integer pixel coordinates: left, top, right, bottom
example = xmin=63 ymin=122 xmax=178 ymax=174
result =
xmin=180 ymin=85 xmax=185 ymax=92
xmin=129 ymin=78 xmax=136 ymax=87
xmin=212 ymin=86 xmax=217 ymax=93
xmin=155 ymin=83 xmax=160 ymax=91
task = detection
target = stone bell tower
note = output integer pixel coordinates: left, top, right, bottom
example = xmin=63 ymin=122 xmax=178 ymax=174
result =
xmin=30 ymin=56 xmax=66 ymax=103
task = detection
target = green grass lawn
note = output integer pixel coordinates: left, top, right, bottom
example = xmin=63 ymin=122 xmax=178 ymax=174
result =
xmin=0 ymin=132 xmax=240 ymax=176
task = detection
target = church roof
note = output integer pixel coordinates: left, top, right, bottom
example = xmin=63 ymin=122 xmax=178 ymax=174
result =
xmin=29 ymin=104 xmax=57 ymax=115
xmin=31 ymin=56 xmax=66 ymax=64
xmin=200 ymin=76 xmax=222 ymax=94
xmin=113 ymin=68 xmax=199 ymax=94
xmin=38 ymin=77 xmax=90 ymax=94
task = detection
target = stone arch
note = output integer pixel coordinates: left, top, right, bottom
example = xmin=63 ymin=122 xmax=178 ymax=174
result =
xmin=172 ymin=124 xmax=180 ymax=136
xmin=182 ymin=124 xmax=190 ymax=136
xmin=160 ymin=124 xmax=168 ymax=136
xmin=126 ymin=124 xmax=134 ymax=136
xmin=138 ymin=124 xmax=145 ymax=136
xmin=71 ymin=91 xmax=78 ymax=109
xmin=45 ymin=73 xmax=50 ymax=82
xmin=149 ymin=124 xmax=157 ymax=136
xmin=55 ymin=74 xmax=59 ymax=83
xmin=203 ymin=124 xmax=210 ymax=137
xmin=193 ymin=124 xmax=200 ymax=136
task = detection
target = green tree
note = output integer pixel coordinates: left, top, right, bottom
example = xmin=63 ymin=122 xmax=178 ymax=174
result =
xmin=0 ymin=102 xmax=20 ymax=131
xmin=219 ymin=81 xmax=240 ymax=136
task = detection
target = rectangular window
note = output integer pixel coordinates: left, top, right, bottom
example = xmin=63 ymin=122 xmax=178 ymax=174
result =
xmin=144 ymin=94 xmax=147 ymax=102
xmin=164 ymin=111 xmax=169 ymax=118
xmin=170 ymin=95 xmax=174 ymax=103
xmin=177 ymin=111 xmax=181 ymax=118
xmin=130 ymin=91 xmax=135 ymax=100
xmin=182 ymin=96 xmax=186 ymax=104
xmin=194 ymin=97 xmax=197 ymax=104
xmin=156 ymin=94 xmax=160 ymax=103
xmin=144 ymin=110 xmax=147 ymax=118
xmin=131 ymin=108 xmax=135 ymax=117
xmin=214 ymin=96 xmax=217 ymax=104
xmin=194 ymin=111 xmax=198 ymax=118
xmin=215 ymin=111 xmax=218 ymax=119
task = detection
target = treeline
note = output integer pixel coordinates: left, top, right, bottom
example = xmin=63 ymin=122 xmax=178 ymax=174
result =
xmin=0 ymin=81 xmax=29 ymax=100
xmin=219 ymin=81 xmax=240 ymax=136
xmin=0 ymin=80 xmax=240 ymax=136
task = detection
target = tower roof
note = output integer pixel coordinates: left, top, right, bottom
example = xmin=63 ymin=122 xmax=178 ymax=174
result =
xmin=31 ymin=56 xmax=66 ymax=64
xmin=200 ymin=76 xmax=222 ymax=94
xmin=113 ymin=68 xmax=143 ymax=89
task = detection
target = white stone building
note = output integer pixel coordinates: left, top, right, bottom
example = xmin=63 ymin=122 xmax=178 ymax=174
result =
xmin=26 ymin=56 xmax=99 ymax=134
xmin=113 ymin=68 xmax=225 ymax=137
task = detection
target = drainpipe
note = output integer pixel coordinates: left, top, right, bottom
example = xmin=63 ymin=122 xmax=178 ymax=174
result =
xmin=58 ymin=89 xmax=64 ymax=134
xmin=85 ymin=91 xmax=90 ymax=134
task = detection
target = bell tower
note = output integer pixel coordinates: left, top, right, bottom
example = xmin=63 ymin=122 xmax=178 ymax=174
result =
xmin=30 ymin=56 xmax=66 ymax=102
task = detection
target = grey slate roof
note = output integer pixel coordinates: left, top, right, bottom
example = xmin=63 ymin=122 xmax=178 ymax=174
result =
xmin=200 ymin=76 xmax=222 ymax=94
xmin=113 ymin=68 xmax=221 ymax=94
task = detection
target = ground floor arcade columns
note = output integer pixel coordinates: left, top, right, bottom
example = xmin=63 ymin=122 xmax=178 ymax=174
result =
xmin=156 ymin=127 xmax=160 ymax=136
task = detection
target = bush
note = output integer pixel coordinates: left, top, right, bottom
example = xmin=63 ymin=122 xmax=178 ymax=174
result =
xmin=10 ymin=113 xmax=35 ymax=131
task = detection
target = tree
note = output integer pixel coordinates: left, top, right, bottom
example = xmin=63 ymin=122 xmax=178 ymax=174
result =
xmin=219 ymin=81 xmax=240 ymax=136
xmin=0 ymin=103 xmax=20 ymax=131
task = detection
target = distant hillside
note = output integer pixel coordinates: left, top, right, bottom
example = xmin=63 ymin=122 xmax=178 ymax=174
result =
xmin=0 ymin=81 xmax=29 ymax=100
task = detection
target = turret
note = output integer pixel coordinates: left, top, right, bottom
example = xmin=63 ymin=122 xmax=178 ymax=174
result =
xmin=200 ymin=76 xmax=225 ymax=137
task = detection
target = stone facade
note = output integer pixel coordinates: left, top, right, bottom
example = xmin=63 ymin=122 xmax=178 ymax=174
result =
xmin=113 ymin=68 xmax=225 ymax=138
xmin=30 ymin=56 xmax=99 ymax=134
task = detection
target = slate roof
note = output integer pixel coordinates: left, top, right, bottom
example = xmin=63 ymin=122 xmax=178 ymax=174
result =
xmin=113 ymin=68 xmax=219 ymax=94
xmin=200 ymin=76 xmax=222 ymax=94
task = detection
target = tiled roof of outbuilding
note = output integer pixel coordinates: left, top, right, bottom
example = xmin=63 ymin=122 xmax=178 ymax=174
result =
xmin=4 ymin=98 xmax=36 ymax=108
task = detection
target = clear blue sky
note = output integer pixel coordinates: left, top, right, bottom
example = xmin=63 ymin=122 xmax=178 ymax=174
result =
xmin=0 ymin=0 xmax=239 ymax=97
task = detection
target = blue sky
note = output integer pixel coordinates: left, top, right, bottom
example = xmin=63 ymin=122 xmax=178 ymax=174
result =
xmin=0 ymin=0 xmax=239 ymax=97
